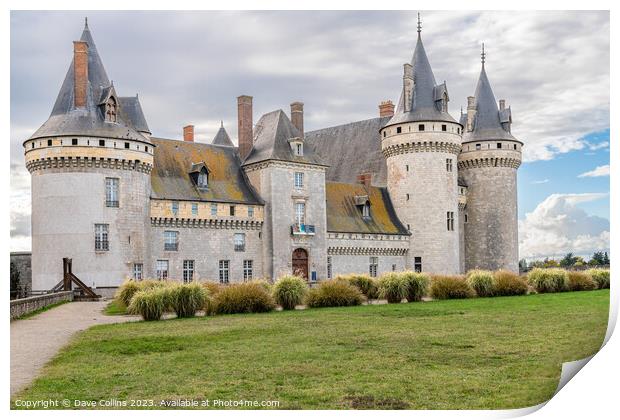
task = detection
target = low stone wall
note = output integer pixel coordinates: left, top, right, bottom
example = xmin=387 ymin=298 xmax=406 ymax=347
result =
xmin=10 ymin=291 xmax=74 ymax=320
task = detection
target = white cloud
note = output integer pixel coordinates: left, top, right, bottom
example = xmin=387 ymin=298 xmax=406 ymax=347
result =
xmin=518 ymin=193 xmax=609 ymax=259
xmin=531 ymin=179 xmax=549 ymax=184
xmin=578 ymin=164 xmax=610 ymax=178
xmin=587 ymin=141 xmax=609 ymax=151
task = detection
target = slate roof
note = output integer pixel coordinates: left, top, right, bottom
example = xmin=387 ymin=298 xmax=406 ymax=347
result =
xmin=461 ymin=64 xmax=519 ymax=143
xmin=304 ymin=116 xmax=390 ymax=186
xmin=150 ymin=137 xmax=262 ymax=205
xmin=212 ymin=122 xmax=234 ymax=147
xmin=388 ymin=33 xmax=457 ymax=125
xmin=29 ymin=21 xmax=148 ymax=142
xmin=119 ymin=96 xmax=150 ymax=134
xmin=243 ymin=110 xmax=326 ymax=166
xmin=325 ymin=182 xmax=409 ymax=235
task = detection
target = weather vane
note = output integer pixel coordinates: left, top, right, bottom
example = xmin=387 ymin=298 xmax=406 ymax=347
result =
xmin=481 ymin=42 xmax=486 ymax=65
xmin=417 ymin=13 xmax=422 ymax=34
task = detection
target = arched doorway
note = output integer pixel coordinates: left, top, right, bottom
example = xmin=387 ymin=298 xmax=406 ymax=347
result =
xmin=292 ymin=248 xmax=308 ymax=279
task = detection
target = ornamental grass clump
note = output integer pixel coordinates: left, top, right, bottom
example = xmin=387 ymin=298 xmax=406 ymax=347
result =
xmin=527 ymin=268 xmax=569 ymax=293
xmin=213 ymin=283 xmax=276 ymax=315
xmin=168 ymin=282 xmax=209 ymax=318
xmin=587 ymin=268 xmax=610 ymax=289
xmin=346 ymin=274 xmax=379 ymax=300
xmin=466 ymin=270 xmax=495 ymax=297
xmin=401 ymin=271 xmax=430 ymax=302
xmin=116 ymin=279 xmax=140 ymax=307
xmin=273 ymin=275 xmax=307 ymax=310
xmin=430 ymin=275 xmax=474 ymax=300
xmin=377 ymin=273 xmax=408 ymax=303
xmin=493 ymin=270 xmax=529 ymax=296
xmin=201 ymin=281 xmax=222 ymax=315
xmin=248 ymin=279 xmax=273 ymax=294
xmin=567 ymin=271 xmax=597 ymax=291
xmin=305 ymin=280 xmax=363 ymax=308
xmin=127 ymin=288 xmax=168 ymax=321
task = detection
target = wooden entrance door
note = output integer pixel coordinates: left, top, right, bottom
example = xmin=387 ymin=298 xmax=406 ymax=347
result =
xmin=292 ymin=248 xmax=309 ymax=279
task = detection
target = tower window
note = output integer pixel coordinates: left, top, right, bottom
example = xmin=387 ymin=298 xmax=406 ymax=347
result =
xmin=234 ymin=233 xmax=246 ymax=252
xmin=31 ymin=142 xmax=35 ymax=149
xmin=476 ymin=143 xmax=481 ymax=150
xmin=414 ymin=257 xmax=422 ymax=273
xmin=514 ymin=144 xmax=517 ymax=150
xmin=447 ymin=211 xmax=455 ymax=231
xmin=72 ymin=138 xmax=78 ymax=146
xmin=47 ymin=139 xmax=52 ymax=146
xmin=197 ymin=169 xmax=208 ymax=189
xmin=418 ymin=124 xmax=425 ymax=131
xmin=446 ymin=158 xmax=453 ymax=172
xmin=125 ymin=142 xmax=130 ymax=149
xmin=164 ymin=231 xmax=179 ymax=251
xmin=497 ymin=143 xmax=502 ymax=149
xmin=396 ymin=127 xmax=402 ymax=134
xmin=457 ymin=127 xmax=461 ymax=134
xmin=94 ymin=224 xmax=109 ymax=251
xmin=369 ymin=256 xmax=378 ymax=277
xmin=362 ymin=203 xmax=370 ymax=218
xmin=464 ymin=214 xmax=468 ymax=223
xmin=406 ymin=164 xmax=409 ymax=172
xmin=442 ymin=124 xmax=447 ymax=132
xmin=145 ymin=146 xmax=149 ymax=153
xmin=383 ymin=131 xmax=386 ymax=138
xmin=230 ymin=205 xmax=235 ymax=216
xmin=105 ymin=96 xmax=118 ymax=123
xmin=406 ymin=193 xmax=410 ymax=201
xmin=105 ymin=178 xmax=119 ymax=207
xmin=183 ymin=260 xmax=194 ymax=283
xmin=99 ymin=139 xmax=105 ymax=147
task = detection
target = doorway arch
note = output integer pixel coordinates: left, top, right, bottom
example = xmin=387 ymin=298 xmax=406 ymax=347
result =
xmin=292 ymin=248 xmax=309 ymax=279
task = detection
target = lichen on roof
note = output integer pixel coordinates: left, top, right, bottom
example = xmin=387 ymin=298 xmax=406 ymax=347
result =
xmin=325 ymin=181 xmax=408 ymax=235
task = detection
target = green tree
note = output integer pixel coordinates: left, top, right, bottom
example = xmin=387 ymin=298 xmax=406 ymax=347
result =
xmin=559 ymin=253 xmax=577 ymax=267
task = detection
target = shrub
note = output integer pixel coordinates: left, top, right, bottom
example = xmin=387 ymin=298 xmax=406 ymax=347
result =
xmin=347 ymin=274 xmax=379 ymax=300
xmin=127 ymin=288 xmax=168 ymax=321
xmin=200 ymin=281 xmax=222 ymax=315
xmin=527 ymin=268 xmax=569 ymax=293
xmin=168 ymin=282 xmax=209 ymax=318
xmin=213 ymin=283 xmax=276 ymax=315
xmin=401 ymin=271 xmax=430 ymax=302
xmin=466 ymin=270 xmax=495 ymax=297
xmin=248 ymin=279 xmax=273 ymax=294
xmin=493 ymin=270 xmax=529 ymax=296
xmin=273 ymin=275 xmax=307 ymax=310
xmin=116 ymin=279 xmax=140 ymax=307
xmin=567 ymin=271 xmax=597 ymax=291
xmin=305 ymin=280 xmax=363 ymax=308
xmin=430 ymin=275 xmax=474 ymax=300
xmin=587 ymin=268 xmax=610 ymax=289
xmin=377 ymin=273 xmax=408 ymax=303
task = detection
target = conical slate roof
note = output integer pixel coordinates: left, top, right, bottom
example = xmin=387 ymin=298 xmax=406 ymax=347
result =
xmin=28 ymin=20 xmax=148 ymax=141
xmin=462 ymin=63 xmax=517 ymax=142
xmin=388 ymin=33 xmax=457 ymax=125
xmin=212 ymin=122 xmax=234 ymax=147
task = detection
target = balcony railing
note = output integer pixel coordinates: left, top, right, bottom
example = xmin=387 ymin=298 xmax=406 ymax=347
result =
xmin=291 ymin=223 xmax=316 ymax=236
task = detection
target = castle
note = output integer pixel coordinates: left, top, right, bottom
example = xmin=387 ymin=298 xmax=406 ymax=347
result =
xmin=24 ymin=18 xmax=522 ymax=295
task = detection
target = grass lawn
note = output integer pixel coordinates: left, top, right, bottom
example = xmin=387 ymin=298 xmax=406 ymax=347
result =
xmin=103 ymin=299 xmax=127 ymax=316
xmin=14 ymin=290 xmax=609 ymax=409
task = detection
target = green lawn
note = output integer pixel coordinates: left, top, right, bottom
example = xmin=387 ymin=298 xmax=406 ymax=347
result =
xmin=14 ymin=290 xmax=609 ymax=409
xmin=103 ymin=299 xmax=127 ymax=316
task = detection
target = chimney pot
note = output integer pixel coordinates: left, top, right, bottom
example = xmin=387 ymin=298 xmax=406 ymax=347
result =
xmin=183 ymin=125 xmax=194 ymax=142
xmin=73 ymin=40 xmax=89 ymax=108
xmin=379 ymin=100 xmax=395 ymax=118
xmin=356 ymin=173 xmax=372 ymax=187
xmin=499 ymin=99 xmax=506 ymax=110
xmin=237 ymin=95 xmax=253 ymax=160
xmin=290 ymin=102 xmax=304 ymax=137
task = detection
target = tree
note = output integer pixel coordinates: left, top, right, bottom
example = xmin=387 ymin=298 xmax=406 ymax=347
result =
xmin=543 ymin=258 xmax=559 ymax=268
xmin=603 ymin=252 xmax=610 ymax=265
xmin=560 ymin=253 xmax=578 ymax=267
xmin=519 ymin=259 xmax=528 ymax=271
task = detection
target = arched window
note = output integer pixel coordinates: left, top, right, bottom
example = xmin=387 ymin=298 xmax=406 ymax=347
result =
xmin=105 ymin=96 xmax=117 ymax=123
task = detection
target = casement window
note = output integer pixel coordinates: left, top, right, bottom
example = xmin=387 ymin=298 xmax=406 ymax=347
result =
xmin=418 ymin=124 xmax=425 ymax=131
xmin=99 ymin=139 xmax=105 ymax=147
xmin=72 ymin=138 xmax=78 ymax=146
xmin=295 ymin=143 xmax=303 ymax=156
xmin=294 ymin=172 xmax=304 ymax=188
xmin=497 ymin=143 xmax=502 ymax=149
xmin=369 ymin=256 xmax=378 ymax=277
xmin=171 ymin=201 xmax=179 ymax=216
xmin=133 ymin=263 xmax=143 ymax=280
xmin=414 ymin=257 xmax=422 ymax=273
xmin=94 ymin=224 xmax=109 ymax=251
xmin=211 ymin=203 xmax=218 ymax=216
xmin=164 ymin=231 xmax=179 ymax=251
xmin=47 ymin=139 xmax=52 ymax=146
xmin=124 ymin=142 xmax=130 ymax=149
xmin=197 ymin=169 xmax=208 ymax=189
xmin=234 ymin=233 xmax=246 ymax=252
xmin=219 ymin=260 xmax=230 ymax=284
xmin=248 ymin=206 xmax=254 ymax=218
xmin=183 ymin=260 xmax=194 ymax=283
xmin=327 ymin=256 xmax=332 ymax=279
xmin=243 ymin=260 xmax=253 ymax=281
xmin=230 ymin=205 xmax=235 ymax=216
xmin=447 ymin=211 xmax=455 ymax=231
xmin=105 ymin=178 xmax=119 ymax=207
xmin=156 ymin=260 xmax=169 ymax=280
xmin=446 ymin=159 xmax=453 ymax=172
xmin=191 ymin=203 xmax=198 ymax=216
xmin=295 ymin=202 xmax=306 ymax=225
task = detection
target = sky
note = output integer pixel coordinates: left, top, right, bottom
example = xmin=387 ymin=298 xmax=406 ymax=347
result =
xmin=10 ymin=10 xmax=610 ymax=260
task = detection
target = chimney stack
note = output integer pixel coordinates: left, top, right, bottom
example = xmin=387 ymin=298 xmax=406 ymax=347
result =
xmin=237 ymin=95 xmax=253 ymax=160
xmin=356 ymin=173 xmax=372 ymax=188
xmin=183 ymin=125 xmax=194 ymax=142
xmin=73 ymin=40 xmax=89 ymax=108
xmin=466 ymin=96 xmax=476 ymax=132
xmin=379 ymin=100 xmax=395 ymax=118
xmin=290 ymin=102 xmax=304 ymax=136
xmin=499 ymin=99 xmax=506 ymax=111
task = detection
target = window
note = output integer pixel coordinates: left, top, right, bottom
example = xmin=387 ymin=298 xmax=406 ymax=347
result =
xmin=406 ymin=193 xmax=410 ymax=201
xmin=105 ymin=178 xmax=119 ymax=207
xmin=164 ymin=231 xmax=178 ymax=251
xmin=234 ymin=233 xmax=246 ymax=252
xmin=219 ymin=260 xmax=230 ymax=284
xmin=94 ymin=224 xmax=109 ymax=251
xmin=183 ymin=260 xmax=194 ymax=283
xmin=383 ymin=131 xmax=386 ymax=138
xmin=407 ymin=224 xmax=411 ymax=231
xmin=392 ymin=264 xmax=397 ymax=271
xmin=197 ymin=169 xmax=208 ymax=189
xmin=156 ymin=260 xmax=169 ymax=280
xmin=211 ymin=203 xmax=218 ymax=216
xmin=191 ymin=203 xmax=198 ymax=216
xmin=295 ymin=143 xmax=303 ymax=156
xmin=145 ymin=146 xmax=149 ymax=153
xmin=418 ymin=124 xmax=425 ymax=131
xmin=464 ymin=213 xmax=468 ymax=223
xmin=327 ymin=256 xmax=332 ymax=279
xmin=99 ymin=139 xmax=105 ymax=147
xmin=133 ymin=263 xmax=143 ymax=280
xmin=47 ymin=139 xmax=52 ymax=146
xmin=124 ymin=142 xmax=130 ymax=149
xmin=294 ymin=172 xmax=304 ymax=188
xmin=396 ymin=127 xmax=402 ymax=134
xmin=447 ymin=211 xmax=455 ymax=231
xmin=72 ymin=138 xmax=78 ymax=146
xmin=230 ymin=206 xmax=235 ymax=216
xmin=248 ymin=206 xmax=254 ymax=218
xmin=105 ymin=96 xmax=117 ymax=122
xmin=406 ymin=164 xmax=409 ymax=172
xmin=442 ymin=124 xmax=447 ymax=132
xmin=514 ymin=144 xmax=517 ymax=150
xmin=362 ymin=204 xmax=370 ymax=218
xmin=414 ymin=257 xmax=422 ymax=273
xmin=243 ymin=260 xmax=253 ymax=281
xmin=458 ymin=127 xmax=461 ymax=134
xmin=497 ymin=143 xmax=502 ymax=149
xmin=171 ymin=201 xmax=179 ymax=216
xmin=295 ymin=202 xmax=306 ymax=225
xmin=31 ymin=142 xmax=35 ymax=149
xmin=475 ymin=143 xmax=481 ymax=150
xmin=446 ymin=158 xmax=453 ymax=172
xmin=369 ymin=257 xmax=378 ymax=277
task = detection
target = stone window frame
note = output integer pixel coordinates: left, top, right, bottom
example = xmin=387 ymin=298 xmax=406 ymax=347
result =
xmin=294 ymin=171 xmax=304 ymax=189
xmin=211 ymin=203 xmax=218 ymax=217
xmin=105 ymin=177 xmax=119 ymax=207
xmin=230 ymin=205 xmax=236 ymax=217
xmin=164 ymin=230 xmax=179 ymax=251
xmin=294 ymin=201 xmax=306 ymax=226
xmin=414 ymin=257 xmax=422 ymax=273
xmin=234 ymin=233 xmax=246 ymax=252
xmin=446 ymin=158 xmax=453 ymax=172
xmin=446 ymin=211 xmax=455 ymax=231
xmin=191 ymin=203 xmax=198 ymax=216
xmin=369 ymin=256 xmax=378 ymax=277
xmin=248 ymin=206 xmax=254 ymax=218
xmin=132 ymin=263 xmax=143 ymax=280
xmin=183 ymin=260 xmax=194 ymax=283
xmin=219 ymin=260 xmax=230 ymax=284
xmin=171 ymin=201 xmax=179 ymax=216
xmin=94 ymin=223 xmax=109 ymax=251
xmin=243 ymin=259 xmax=253 ymax=281
xmin=156 ymin=259 xmax=169 ymax=280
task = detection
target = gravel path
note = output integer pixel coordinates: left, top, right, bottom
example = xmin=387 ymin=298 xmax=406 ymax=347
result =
xmin=10 ymin=300 xmax=140 ymax=396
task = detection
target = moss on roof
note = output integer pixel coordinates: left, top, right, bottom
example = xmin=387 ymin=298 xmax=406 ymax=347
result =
xmin=150 ymin=138 xmax=262 ymax=204
xmin=325 ymin=182 xmax=409 ymax=235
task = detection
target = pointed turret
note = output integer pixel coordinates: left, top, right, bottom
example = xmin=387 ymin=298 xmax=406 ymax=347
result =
xmin=212 ymin=121 xmax=234 ymax=147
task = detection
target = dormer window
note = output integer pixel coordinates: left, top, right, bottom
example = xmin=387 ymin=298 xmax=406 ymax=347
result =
xmin=354 ymin=195 xmax=371 ymax=219
xmin=362 ymin=203 xmax=370 ymax=219
xmin=197 ymin=170 xmax=208 ymax=188
xmin=295 ymin=143 xmax=303 ymax=156
xmin=105 ymin=96 xmax=117 ymax=123
xmin=189 ymin=162 xmax=210 ymax=190
xmin=289 ymin=137 xmax=304 ymax=156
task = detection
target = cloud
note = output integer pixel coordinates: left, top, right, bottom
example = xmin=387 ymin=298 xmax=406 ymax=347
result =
xmin=518 ymin=193 xmax=609 ymax=259
xmin=587 ymin=141 xmax=609 ymax=151
xmin=531 ymin=179 xmax=549 ymax=184
xmin=578 ymin=164 xmax=610 ymax=178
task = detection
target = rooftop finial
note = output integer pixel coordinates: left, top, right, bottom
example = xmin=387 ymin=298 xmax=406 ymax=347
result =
xmin=417 ymin=12 xmax=422 ymax=36
xmin=84 ymin=17 xmax=89 ymax=29
xmin=481 ymin=42 xmax=486 ymax=66
xmin=220 ymin=120 xmax=224 ymax=128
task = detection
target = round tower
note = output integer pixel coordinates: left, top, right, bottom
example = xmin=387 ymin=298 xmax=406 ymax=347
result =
xmin=24 ymin=21 xmax=154 ymax=294
xmin=380 ymin=18 xmax=463 ymax=275
xmin=458 ymin=46 xmax=522 ymax=272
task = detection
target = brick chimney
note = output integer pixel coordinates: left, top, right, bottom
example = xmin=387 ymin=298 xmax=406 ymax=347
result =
xmin=183 ymin=125 xmax=194 ymax=142
xmin=73 ymin=40 xmax=89 ymax=108
xmin=290 ymin=102 xmax=304 ymax=136
xmin=356 ymin=173 xmax=372 ymax=187
xmin=379 ymin=100 xmax=395 ymax=118
xmin=237 ymin=95 xmax=253 ymax=160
